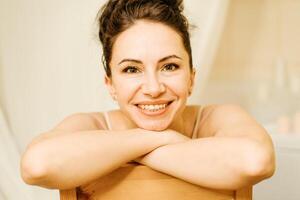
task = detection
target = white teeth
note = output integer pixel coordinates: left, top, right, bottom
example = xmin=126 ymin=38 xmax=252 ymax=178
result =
xmin=138 ymin=104 xmax=167 ymax=111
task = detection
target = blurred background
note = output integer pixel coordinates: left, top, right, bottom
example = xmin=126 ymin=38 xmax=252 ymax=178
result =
xmin=0 ymin=0 xmax=299 ymax=199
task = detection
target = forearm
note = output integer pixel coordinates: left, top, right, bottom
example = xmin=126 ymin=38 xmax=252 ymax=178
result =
xmin=136 ymin=137 xmax=275 ymax=190
xmin=21 ymin=129 xmax=167 ymax=189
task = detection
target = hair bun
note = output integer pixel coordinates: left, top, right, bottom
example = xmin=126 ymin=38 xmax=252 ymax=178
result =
xmin=115 ymin=0 xmax=184 ymax=12
xmin=162 ymin=0 xmax=184 ymax=12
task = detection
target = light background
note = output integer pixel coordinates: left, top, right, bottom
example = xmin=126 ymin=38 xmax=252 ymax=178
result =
xmin=0 ymin=0 xmax=299 ymax=199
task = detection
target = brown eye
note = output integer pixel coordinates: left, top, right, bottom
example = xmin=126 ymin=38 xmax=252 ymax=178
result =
xmin=162 ymin=63 xmax=179 ymax=71
xmin=122 ymin=66 xmax=140 ymax=73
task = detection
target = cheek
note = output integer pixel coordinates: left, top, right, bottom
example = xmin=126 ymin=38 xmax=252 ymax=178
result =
xmin=114 ymin=78 xmax=141 ymax=97
xmin=165 ymin=74 xmax=190 ymax=95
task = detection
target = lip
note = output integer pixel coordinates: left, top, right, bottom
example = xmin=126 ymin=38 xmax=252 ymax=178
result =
xmin=133 ymin=100 xmax=173 ymax=105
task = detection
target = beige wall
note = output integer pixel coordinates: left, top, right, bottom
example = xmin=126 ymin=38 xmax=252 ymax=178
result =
xmin=201 ymin=0 xmax=300 ymax=124
xmin=209 ymin=0 xmax=300 ymax=82
xmin=0 ymin=0 xmax=112 ymax=152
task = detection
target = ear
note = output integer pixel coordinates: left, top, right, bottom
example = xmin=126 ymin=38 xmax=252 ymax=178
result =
xmin=188 ymin=67 xmax=196 ymax=96
xmin=105 ymin=76 xmax=117 ymax=100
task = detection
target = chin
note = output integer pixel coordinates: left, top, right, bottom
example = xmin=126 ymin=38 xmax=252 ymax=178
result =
xmin=135 ymin=120 xmax=170 ymax=131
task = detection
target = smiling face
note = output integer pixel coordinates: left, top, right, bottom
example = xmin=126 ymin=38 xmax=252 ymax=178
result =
xmin=105 ymin=20 xmax=195 ymax=131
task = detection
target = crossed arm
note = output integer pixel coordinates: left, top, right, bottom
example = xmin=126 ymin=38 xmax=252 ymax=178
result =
xmin=21 ymin=104 xmax=275 ymax=190
xmin=134 ymin=105 xmax=275 ymax=190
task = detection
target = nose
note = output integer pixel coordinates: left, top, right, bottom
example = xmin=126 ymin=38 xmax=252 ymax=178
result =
xmin=142 ymin=73 xmax=166 ymax=97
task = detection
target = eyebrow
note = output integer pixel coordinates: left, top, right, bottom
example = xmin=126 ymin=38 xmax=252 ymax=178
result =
xmin=117 ymin=55 xmax=182 ymax=65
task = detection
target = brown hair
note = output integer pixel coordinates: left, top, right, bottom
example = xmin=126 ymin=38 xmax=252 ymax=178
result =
xmin=98 ymin=0 xmax=193 ymax=77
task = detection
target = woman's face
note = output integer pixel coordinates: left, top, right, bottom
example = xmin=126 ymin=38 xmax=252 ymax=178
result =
xmin=106 ymin=20 xmax=195 ymax=131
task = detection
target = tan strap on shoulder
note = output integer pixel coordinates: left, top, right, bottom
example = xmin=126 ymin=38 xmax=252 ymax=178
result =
xmin=192 ymin=106 xmax=203 ymax=139
xmin=103 ymin=112 xmax=112 ymax=131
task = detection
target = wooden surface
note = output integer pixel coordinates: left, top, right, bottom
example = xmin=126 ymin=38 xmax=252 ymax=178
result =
xmin=235 ymin=186 xmax=253 ymax=200
xmin=60 ymin=163 xmax=252 ymax=200
xmin=60 ymin=189 xmax=76 ymax=200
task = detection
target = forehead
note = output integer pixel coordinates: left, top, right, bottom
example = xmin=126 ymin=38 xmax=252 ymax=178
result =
xmin=111 ymin=20 xmax=188 ymax=62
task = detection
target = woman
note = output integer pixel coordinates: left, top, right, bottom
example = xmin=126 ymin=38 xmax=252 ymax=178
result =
xmin=21 ymin=0 xmax=275 ymax=190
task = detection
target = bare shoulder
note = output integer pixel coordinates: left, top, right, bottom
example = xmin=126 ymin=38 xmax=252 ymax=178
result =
xmin=201 ymin=104 xmax=250 ymax=124
xmin=202 ymin=104 xmax=258 ymax=131
xmin=198 ymin=104 xmax=268 ymax=141
xmin=52 ymin=112 xmax=107 ymax=132
xmin=28 ymin=112 xmax=107 ymax=147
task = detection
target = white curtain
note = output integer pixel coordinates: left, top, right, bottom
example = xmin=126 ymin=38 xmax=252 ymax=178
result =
xmin=0 ymin=107 xmax=33 ymax=200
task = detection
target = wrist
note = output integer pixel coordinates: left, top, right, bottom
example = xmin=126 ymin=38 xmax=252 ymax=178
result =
xmin=164 ymin=129 xmax=191 ymax=144
xmin=133 ymin=128 xmax=171 ymax=147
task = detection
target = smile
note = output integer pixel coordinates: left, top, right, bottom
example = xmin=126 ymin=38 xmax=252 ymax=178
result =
xmin=138 ymin=104 xmax=167 ymax=111
xmin=135 ymin=101 xmax=173 ymax=116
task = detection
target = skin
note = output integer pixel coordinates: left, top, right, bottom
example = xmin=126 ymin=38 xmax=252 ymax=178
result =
xmin=20 ymin=19 xmax=275 ymax=190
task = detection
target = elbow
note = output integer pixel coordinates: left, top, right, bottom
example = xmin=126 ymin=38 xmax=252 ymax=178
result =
xmin=20 ymin=146 xmax=49 ymax=186
xmin=244 ymin=142 xmax=276 ymax=184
